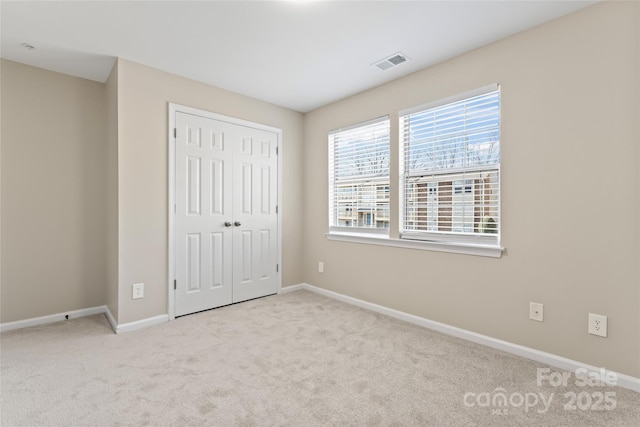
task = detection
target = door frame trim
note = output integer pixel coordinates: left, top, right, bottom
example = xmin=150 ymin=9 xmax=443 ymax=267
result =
xmin=167 ymin=103 xmax=283 ymax=320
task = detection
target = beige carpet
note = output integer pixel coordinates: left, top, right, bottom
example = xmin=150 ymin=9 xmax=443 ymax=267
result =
xmin=1 ymin=290 xmax=638 ymax=426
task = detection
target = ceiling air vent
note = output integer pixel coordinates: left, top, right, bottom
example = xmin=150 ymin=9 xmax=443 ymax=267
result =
xmin=373 ymin=52 xmax=409 ymax=71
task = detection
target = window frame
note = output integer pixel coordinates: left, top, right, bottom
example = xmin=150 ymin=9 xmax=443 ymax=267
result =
xmin=325 ymin=85 xmax=504 ymax=258
xmin=328 ymin=116 xmax=391 ymax=236
xmin=399 ymin=84 xmax=501 ymax=248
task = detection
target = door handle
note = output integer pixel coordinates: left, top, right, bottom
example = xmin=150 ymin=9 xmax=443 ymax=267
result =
xmin=234 ymin=221 xmax=242 ymax=227
xmin=224 ymin=221 xmax=232 ymax=227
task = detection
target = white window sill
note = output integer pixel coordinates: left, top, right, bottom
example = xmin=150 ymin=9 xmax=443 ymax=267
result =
xmin=325 ymin=232 xmax=504 ymax=258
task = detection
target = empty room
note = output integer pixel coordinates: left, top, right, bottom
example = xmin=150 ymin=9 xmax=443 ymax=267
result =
xmin=1 ymin=0 xmax=639 ymax=425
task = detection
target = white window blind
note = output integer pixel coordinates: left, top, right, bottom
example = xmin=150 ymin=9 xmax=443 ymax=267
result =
xmin=329 ymin=117 xmax=390 ymax=234
xmin=400 ymin=86 xmax=500 ymax=245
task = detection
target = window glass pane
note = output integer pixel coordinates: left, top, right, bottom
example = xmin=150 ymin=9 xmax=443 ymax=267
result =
xmin=401 ymin=88 xmax=500 ymax=241
xmin=329 ymin=118 xmax=390 ymax=232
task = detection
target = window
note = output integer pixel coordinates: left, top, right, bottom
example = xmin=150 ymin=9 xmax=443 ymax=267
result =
xmin=326 ymin=86 xmax=502 ymax=256
xmin=329 ymin=117 xmax=390 ymax=234
xmin=400 ymin=85 xmax=500 ymax=246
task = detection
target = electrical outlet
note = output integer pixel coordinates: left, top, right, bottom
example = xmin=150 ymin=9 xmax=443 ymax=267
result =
xmin=132 ymin=283 xmax=144 ymax=300
xmin=318 ymin=261 xmax=324 ymax=273
xmin=588 ymin=313 xmax=607 ymax=337
xmin=529 ymin=302 xmax=544 ymax=322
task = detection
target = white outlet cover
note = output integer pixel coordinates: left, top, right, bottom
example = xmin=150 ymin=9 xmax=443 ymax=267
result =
xmin=588 ymin=313 xmax=607 ymax=337
xmin=132 ymin=283 xmax=144 ymax=300
xmin=529 ymin=302 xmax=544 ymax=322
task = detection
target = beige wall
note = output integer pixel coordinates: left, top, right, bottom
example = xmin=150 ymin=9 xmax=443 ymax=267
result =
xmin=105 ymin=61 xmax=119 ymax=322
xmin=0 ymin=57 xmax=304 ymax=326
xmin=303 ymin=1 xmax=640 ymax=377
xmin=0 ymin=60 xmax=107 ymax=322
xmin=1 ymin=56 xmax=303 ymax=323
xmin=116 ymin=59 xmax=304 ymax=324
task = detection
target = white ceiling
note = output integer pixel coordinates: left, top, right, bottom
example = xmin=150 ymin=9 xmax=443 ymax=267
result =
xmin=1 ymin=0 xmax=597 ymax=113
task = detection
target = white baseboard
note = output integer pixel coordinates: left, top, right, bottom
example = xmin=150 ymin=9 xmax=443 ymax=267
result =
xmin=289 ymin=283 xmax=640 ymax=393
xmin=1 ymin=305 xmax=168 ymax=335
xmin=280 ymin=284 xmax=305 ymax=294
xmin=103 ymin=306 xmax=118 ymax=333
xmin=115 ymin=314 xmax=169 ymax=334
xmin=0 ymin=306 xmax=108 ymax=333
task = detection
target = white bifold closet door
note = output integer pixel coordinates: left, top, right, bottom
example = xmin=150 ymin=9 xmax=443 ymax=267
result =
xmin=174 ymin=111 xmax=278 ymax=317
